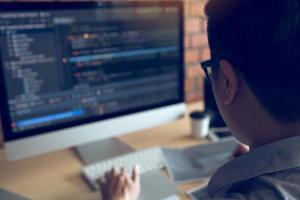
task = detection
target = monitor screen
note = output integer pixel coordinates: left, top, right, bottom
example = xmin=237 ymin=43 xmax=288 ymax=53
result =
xmin=0 ymin=2 xmax=184 ymax=142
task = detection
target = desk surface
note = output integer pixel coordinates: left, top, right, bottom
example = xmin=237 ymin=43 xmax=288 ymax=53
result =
xmin=0 ymin=103 xmax=208 ymax=200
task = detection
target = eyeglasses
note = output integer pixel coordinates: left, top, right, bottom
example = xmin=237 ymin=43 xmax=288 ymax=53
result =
xmin=200 ymin=59 xmax=220 ymax=81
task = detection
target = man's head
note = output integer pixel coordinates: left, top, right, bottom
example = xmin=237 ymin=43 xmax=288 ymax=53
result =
xmin=204 ymin=0 xmax=300 ymax=146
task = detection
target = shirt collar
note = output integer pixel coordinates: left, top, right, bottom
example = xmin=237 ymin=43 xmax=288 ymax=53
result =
xmin=208 ymin=136 xmax=300 ymax=197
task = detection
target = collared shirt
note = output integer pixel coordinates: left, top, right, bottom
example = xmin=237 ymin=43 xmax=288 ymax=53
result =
xmin=197 ymin=136 xmax=300 ymax=199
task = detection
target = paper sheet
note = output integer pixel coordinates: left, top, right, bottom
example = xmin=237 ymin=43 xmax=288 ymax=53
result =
xmin=162 ymin=139 xmax=237 ymax=183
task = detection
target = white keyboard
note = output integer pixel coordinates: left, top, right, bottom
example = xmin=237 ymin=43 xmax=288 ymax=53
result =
xmin=82 ymin=147 xmax=165 ymax=190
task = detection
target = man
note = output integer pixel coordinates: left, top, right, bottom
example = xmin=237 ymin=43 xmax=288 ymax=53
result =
xmin=99 ymin=0 xmax=300 ymax=199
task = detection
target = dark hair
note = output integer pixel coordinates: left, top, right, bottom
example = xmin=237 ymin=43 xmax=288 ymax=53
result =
xmin=205 ymin=0 xmax=300 ymax=122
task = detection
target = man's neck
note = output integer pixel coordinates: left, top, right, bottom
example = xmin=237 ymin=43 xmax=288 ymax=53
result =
xmin=249 ymin=123 xmax=300 ymax=149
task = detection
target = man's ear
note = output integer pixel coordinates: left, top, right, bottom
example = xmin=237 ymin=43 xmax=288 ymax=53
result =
xmin=219 ymin=59 xmax=240 ymax=105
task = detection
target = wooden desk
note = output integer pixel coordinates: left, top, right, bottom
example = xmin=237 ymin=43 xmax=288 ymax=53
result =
xmin=0 ymin=103 xmax=208 ymax=200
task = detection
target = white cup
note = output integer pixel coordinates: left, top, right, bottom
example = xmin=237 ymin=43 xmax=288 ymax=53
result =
xmin=190 ymin=111 xmax=211 ymax=139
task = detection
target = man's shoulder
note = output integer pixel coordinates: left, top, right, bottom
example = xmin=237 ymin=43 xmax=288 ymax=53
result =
xmin=215 ymin=167 xmax=300 ymax=200
xmin=208 ymin=137 xmax=300 ymax=199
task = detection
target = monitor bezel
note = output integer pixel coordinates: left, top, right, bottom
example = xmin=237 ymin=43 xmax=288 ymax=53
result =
xmin=0 ymin=1 xmax=185 ymax=142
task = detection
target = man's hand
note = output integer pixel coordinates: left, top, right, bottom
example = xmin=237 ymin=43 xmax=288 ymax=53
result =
xmin=98 ymin=165 xmax=141 ymax=200
xmin=231 ymin=143 xmax=249 ymax=159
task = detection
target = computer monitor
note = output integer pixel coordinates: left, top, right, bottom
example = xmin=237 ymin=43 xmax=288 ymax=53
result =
xmin=0 ymin=1 xmax=185 ymax=160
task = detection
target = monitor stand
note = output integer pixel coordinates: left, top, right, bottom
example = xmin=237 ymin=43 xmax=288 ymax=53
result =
xmin=76 ymin=138 xmax=135 ymax=165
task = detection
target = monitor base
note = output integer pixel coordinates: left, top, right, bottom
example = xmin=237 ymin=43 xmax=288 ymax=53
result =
xmin=76 ymin=138 xmax=135 ymax=165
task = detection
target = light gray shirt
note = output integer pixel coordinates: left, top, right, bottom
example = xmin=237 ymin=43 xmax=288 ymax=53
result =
xmin=200 ymin=136 xmax=300 ymax=199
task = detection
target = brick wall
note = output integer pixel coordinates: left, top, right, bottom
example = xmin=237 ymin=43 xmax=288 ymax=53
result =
xmin=184 ymin=0 xmax=209 ymax=102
